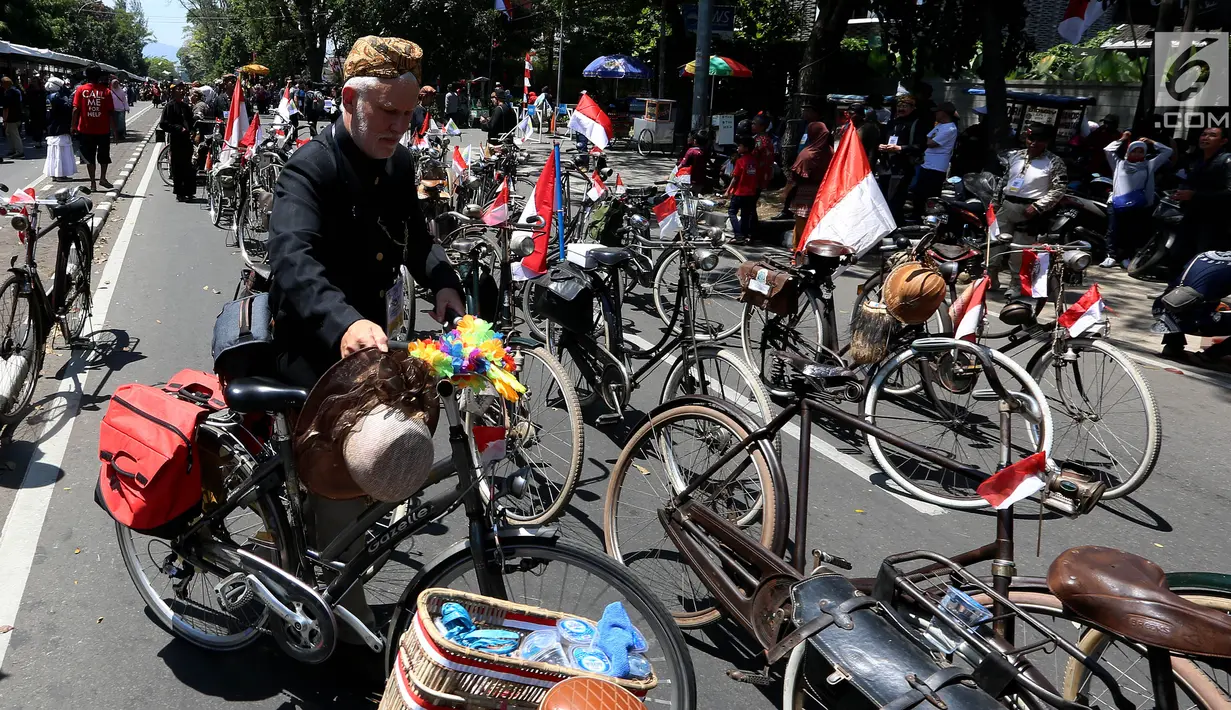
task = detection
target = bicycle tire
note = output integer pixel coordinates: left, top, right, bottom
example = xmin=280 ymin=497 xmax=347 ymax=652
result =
xmin=603 ymin=404 xmax=781 ymax=627
xmin=56 ymin=223 xmax=92 ymax=343
xmin=652 ymin=245 xmax=745 ymax=341
xmin=118 ymin=482 xmax=292 ymax=651
xmin=660 ymin=345 xmax=776 ymax=433
xmin=1028 ymin=337 xmax=1160 ymax=500
xmin=521 ymin=278 xmax=549 ymax=342
xmin=157 ymin=144 xmax=172 ymax=187
xmin=0 ymin=274 xmax=43 ymax=424
xmin=637 ymin=129 xmax=655 ymax=157
xmin=466 ymin=345 xmax=584 ymax=525
xmin=741 ymin=288 xmax=828 ymax=398
xmin=208 ymin=176 xmax=222 ymax=227
xmin=863 ymin=342 xmax=1053 ymax=510
xmin=384 ymin=538 xmax=698 ymax=710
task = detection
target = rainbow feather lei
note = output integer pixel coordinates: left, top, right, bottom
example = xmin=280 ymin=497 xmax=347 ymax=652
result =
xmin=405 ymin=315 xmax=527 ymax=402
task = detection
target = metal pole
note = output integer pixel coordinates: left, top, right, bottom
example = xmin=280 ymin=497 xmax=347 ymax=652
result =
xmin=657 ymin=0 xmax=667 ymax=98
xmin=555 ymin=3 xmax=565 ymax=116
xmin=691 ymin=0 xmax=712 ymax=130
xmin=554 ymin=143 xmax=565 ymax=259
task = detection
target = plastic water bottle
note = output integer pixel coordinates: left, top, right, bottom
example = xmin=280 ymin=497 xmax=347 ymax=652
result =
xmin=0 ymin=352 xmax=31 ymax=411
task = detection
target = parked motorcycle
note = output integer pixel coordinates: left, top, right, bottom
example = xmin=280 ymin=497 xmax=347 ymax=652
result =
xmin=1128 ymin=192 xmax=1185 ymax=282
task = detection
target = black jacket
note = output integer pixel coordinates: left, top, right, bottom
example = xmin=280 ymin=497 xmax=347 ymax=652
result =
xmin=267 ymin=119 xmax=463 ymax=382
xmin=883 ymin=110 xmax=929 ymax=175
xmin=487 ymin=103 xmax=517 ymax=143
xmin=1182 ymin=149 xmax=1231 ymax=216
xmin=46 ymin=91 xmax=73 ymax=136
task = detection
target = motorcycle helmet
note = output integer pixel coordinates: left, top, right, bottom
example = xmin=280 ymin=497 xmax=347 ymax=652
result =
xmin=883 ymin=262 xmax=946 ymax=325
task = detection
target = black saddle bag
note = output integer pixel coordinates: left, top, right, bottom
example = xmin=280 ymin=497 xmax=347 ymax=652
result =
xmin=533 ymin=261 xmax=595 ymax=334
xmin=786 ymin=572 xmax=1003 ymax=710
xmin=211 ymin=293 xmax=275 ymax=380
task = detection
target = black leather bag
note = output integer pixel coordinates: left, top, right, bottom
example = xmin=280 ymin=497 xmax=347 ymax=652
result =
xmin=787 ymin=572 xmax=1004 ymax=710
xmin=211 ymin=293 xmax=275 ymax=379
xmin=533 ymin=261 xmax=595 ymax=334
xmin=1160 ymin=285 xmax=1204 ymax=314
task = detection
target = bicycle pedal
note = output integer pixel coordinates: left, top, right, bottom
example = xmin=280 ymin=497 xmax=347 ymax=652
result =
xmin=726 ymin=667 xmax=773 ymax=686
xmin=594 ymin=412 xmax=624 ymax=426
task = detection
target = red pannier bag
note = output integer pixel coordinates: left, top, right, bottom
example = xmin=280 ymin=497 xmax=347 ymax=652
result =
xmin=95 ymin=370 xmax=225 ymax=537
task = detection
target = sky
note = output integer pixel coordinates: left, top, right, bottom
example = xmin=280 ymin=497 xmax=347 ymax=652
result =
xmin=139 ymin=0 xmax=188 ymax=60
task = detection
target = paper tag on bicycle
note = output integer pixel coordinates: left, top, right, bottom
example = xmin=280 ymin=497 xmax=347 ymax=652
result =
xmin=1006 ymin=176 xmax=1025 ymax=193
xmin=748 ymin=268 xmax=771 ymax=295
xmin=386 ymin=271 xmax=406 ymax=336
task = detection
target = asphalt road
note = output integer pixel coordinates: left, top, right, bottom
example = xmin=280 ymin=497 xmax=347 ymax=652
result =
xmin=0 ymin=119 xmax=1229 ymax=710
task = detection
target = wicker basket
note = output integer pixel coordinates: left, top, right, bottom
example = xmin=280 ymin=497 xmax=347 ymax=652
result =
xmin=378 ymin=588 xmax=658 ymax=710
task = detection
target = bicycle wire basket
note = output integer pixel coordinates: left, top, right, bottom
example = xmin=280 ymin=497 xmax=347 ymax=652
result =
xmin=379 ymin=588 xmax=657 ymax=710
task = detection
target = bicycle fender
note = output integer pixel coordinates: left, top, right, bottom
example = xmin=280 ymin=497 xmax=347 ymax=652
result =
xmin=646 ymin=394 xmax=790 ymax=557
xmin=506 ymin=335 xmax=545 ymax=349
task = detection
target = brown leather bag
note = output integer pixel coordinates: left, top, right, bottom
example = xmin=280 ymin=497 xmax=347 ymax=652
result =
xmin=737 ymin=261 xmax=798 ymax=316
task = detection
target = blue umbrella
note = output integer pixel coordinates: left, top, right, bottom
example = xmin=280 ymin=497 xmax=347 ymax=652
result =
xmin=582 ymin=54 xmax=653 ymax=79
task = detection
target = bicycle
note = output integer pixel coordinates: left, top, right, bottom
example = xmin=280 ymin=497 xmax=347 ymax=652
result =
xmin=436 ymin=207 xmax=585 ymax=526
xmin=542 ymin=232 xmax=773 ymax=429
xmin=116 ymin=346 xmax=696 ymax=709
xmin=859 ymin=237 xmax=1159 ymax=506
xmin=0 ymin=184 xmax=95 ymax=423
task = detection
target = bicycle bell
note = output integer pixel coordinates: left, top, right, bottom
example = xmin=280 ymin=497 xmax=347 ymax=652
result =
xmin=694 ymin=247 xmax=719 ymax=272
xmin=511 ymin=232 xmax=536 ymax=257
xmin=462 ymin=203 xmax=484 ymax=220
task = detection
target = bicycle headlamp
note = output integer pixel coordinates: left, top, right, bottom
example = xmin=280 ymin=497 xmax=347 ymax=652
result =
xmin=697 ymin=199 xmax=717 ymax=212
xmin=1062 ymin=250 xmax=1091 ymax=272
xmin=629 ymin=214 xmax=650 ymax=230
xmin=694 ymin=248 xmax=719 ymax=272
xmin=510 ymin=232 xmax=536 ymax=257
xmin=10 ymin=215 xmax=29 ymax=232
xmin=707 ymin=226 xmax=724 ymax=246
xmin=462 ymin=203 xmax=483 ymax=220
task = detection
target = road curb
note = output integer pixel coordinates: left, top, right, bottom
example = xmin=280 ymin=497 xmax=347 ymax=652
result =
xmin=91 ymin=126 xmax=156 ymax=238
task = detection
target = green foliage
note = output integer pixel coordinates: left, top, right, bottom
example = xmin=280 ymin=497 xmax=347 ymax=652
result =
xmin=146 ymin=56 xmax=176 ymax=79
xmin=1021 ymin=28 xmax=1146 ymax=82
xmin=871 ymin=0 xmax=1030 ymax=80
xmin=0 ymin=0 xmax=152 ymax=75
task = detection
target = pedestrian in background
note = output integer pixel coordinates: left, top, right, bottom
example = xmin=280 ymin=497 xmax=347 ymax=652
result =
xmin=160 ymin=83 xmax=196 ymax=202
xmin=2 ymin=76 xmax=25 ymax=160
xmin=910 ymin=102 xmax=959 ymax=217
xmin=783 ymin=121 xmax=833 ymax=246
xmin=878 ymin=94 xmax=929 ymax=223
xmin=25 ymin=71 xmax=47 ymax=147
xmin=1101 ymin=131 xmax=1172 ymax=268
xmin=676 ymin=130 xmax=713 ymax=195
xmin=71 ymin=63 xmax=115 ymax=191
xmin=43 ymin=76 xmax=76 ymax=181
xmin=110 ymin=77 xmax=129 ymax=141
xmin=726 ymin=135 xmax=760 ymax=244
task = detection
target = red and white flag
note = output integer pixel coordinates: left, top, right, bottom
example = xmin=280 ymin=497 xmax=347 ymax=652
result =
xmin=567 ymin=93 xmax=613 ymax=150
xmin=986 ymin=204 xmax=1001 ymax=241
xmin=1058 ymin=0 xmax=1106 ymax=44
xmin=1058 ymin=284 xmax=1105 ymax=337
xmin=795 ymin=128 xmax=896 ymax=258
xmin=276 ymin=86 xmax=297 ymax=121
xmin=473 ymin=425 xmax=507 ymax=465
xmin=653 ymin=195 xmax=682 ymax=239
xmin=414 ymin=112 xmax=431 ymax=149
xmin=586 ymin=171 xmax=608 ymax=202
xmin=451 ymin=145 xmax=469 ymax=181
xmin=666 ymin=165 xmax=691 ymax=196
xmin=483 ymin=179 xmax=510 ymax=226
xmin=238 ymin=112 xmax=265 ymax=159
xmin=977 ymin=451 xmax=1048 ymax=509
xmin=511 ymin=149 xmax=557 ymax=280
xmin=951 ymin=276 xmax=990 ymax=342
xmin=219 ymin=78 xmax=250 ymax=167
xmin=1019 ymin=248 xmax=1050 ymax=298
xmin=614 ymin=173 xmax=627 ymax=195
xmin=512 ymin=112 xmax=533 ymax=145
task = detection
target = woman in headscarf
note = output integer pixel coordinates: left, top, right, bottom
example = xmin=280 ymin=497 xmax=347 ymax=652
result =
xmin=159 ymin=83 xmax=196 ymax=202
xmin=110 ymin=78 xmax=128 ymax=141
xmin=43 ymin=77 xmax=76 ymax=181
xmin=784 ymin=122 xmax=833 ymax=244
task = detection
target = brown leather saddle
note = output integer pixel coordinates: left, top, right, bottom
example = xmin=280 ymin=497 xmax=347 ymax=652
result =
xmin=537 ymin=677 xmax=643 ymax=710
xmin=1048 ymin=546 xmax=1231 ymax=658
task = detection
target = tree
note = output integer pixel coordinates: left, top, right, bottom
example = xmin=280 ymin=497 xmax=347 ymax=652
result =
xmin=797 ymin=0 xmax=867 ymax=116
xmin=0 ymin=0 xmax=152 ymax=75
xmin=146 ymin=56 xmax=177 ymax=81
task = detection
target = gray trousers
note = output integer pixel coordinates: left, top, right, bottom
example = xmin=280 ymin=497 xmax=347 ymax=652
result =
xmin=989 ymin=200 xmax=1037 ymax=298
xmin=309 ymin=494 xmax=376 ymax=643
xmin=4 ymin=122 xmax=23 ymax=156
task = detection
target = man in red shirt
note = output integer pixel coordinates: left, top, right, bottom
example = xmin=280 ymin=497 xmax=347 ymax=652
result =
xmin=725 ymin=135 xmax=759 ymax=243
xmin=71 ymin=64 xmax=114 ymax=191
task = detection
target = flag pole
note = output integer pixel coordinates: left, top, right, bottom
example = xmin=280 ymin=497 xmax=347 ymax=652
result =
xmin=554 ymin=142 xmax=565 ymax=259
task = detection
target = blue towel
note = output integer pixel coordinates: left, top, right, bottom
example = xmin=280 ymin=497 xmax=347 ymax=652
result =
xmin=596 ymin=601 xmax=637 ymax=679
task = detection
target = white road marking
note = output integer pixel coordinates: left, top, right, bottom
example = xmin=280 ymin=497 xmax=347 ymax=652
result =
xmin=1123 ymin=350 xmax=1231 ymax=392
xmin=0 ymin=129 xmax=160 ymax=670
xmin=624 ymin=334 xmax=946 ymax=516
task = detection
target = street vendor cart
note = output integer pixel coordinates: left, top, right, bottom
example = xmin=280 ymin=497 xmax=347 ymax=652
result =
xmin=634 ymin=98 xmax=676 ymax=156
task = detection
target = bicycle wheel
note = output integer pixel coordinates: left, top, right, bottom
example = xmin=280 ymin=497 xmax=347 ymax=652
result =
xmin=0 ymin=274 xmax=43 ymax=424
xmin=208 ymin=175 xmax=221 ymax=226
xmin=520 ymin=277 xmax=550 ymax=342
xmin=741 ymin=289 xmax=827 ymax=397
xmin=652 ymin=245 xmax=746 ymax=341
xmin=660 ymin=345 xmax=776 ymax=431
xmin=864 ymin=343 xmax=1052 ymax=509
xmin=637 ymin=129 xmax=655 ymax=157
xmin=604 ymin=404 xmax=781 ymax=627
xmin=466 ymin=346 xmax=584 ymax=525
xmin=56 ymin=224 xmax=93 ymax=343
xmin=1029 ymin=337 xmax=1160 ymax=500
xmin=385 ymin=538 xmax=697 ymax=710
xmin=117 ymin=467 xmax=291 ymax=651
xmin=157 ymin=144 xmax=172 ymax=186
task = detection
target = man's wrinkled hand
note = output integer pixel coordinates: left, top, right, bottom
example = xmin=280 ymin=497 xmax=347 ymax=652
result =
xmin=432 ymin=288 xmax=465 ymax=324
xmin=341 ymin=319 xmax=388 ymax=357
